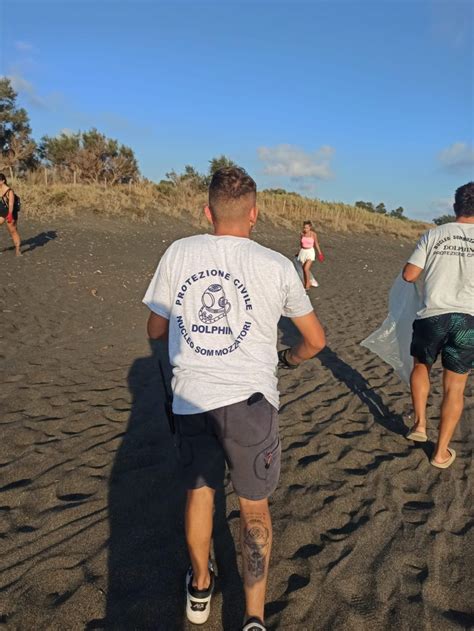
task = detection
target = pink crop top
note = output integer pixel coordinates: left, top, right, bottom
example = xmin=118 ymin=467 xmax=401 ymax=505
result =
xmin=301 ymin=235 xmax=315 ymax=248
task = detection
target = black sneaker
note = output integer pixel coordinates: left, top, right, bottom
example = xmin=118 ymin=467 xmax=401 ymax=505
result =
xmin=242 ymin=617 xmax=266 ymax=631
xmin=185 ymin=562 xmax=215 ymax=624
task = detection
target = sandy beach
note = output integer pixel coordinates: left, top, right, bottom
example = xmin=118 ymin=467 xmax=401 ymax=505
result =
xmin=0 ymin=214 xmax=472 ymax=630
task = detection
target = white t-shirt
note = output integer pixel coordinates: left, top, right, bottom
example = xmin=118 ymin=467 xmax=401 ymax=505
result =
xmin=408 ymin=222 xmax=474 ymax=319
xmin=143 ymin=234 xmax=313 ymax=414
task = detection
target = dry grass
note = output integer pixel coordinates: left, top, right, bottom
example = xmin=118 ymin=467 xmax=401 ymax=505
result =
xmin=13 ymin=181 xmax=431 ymax=239
xmin=258 ymin=192 xmax=430 ymax=239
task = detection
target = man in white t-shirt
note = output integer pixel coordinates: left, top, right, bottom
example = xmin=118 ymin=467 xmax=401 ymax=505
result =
xmin=143 ymin=167 xmax=325 ymax=630
xmin=403 ymin=182 xmax=474 ymax=469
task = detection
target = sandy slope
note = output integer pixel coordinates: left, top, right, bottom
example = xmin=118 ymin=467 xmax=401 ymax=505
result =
xmin=0 ymin=214 xmax=472 ymax=631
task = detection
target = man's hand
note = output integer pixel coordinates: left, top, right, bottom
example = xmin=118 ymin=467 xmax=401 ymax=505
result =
xmin=278 ymin=348 xmax=299 ymax=370
xmin=277 ymin=312 xmax=326 ymax=372
xmin=288 ymin=311 xmax=326 ymax=363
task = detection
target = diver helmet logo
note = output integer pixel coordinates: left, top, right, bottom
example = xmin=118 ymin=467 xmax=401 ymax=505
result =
xmin=198 ymin=284 xmax=231 ymax=324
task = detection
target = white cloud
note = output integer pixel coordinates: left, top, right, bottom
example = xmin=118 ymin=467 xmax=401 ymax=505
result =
xmin=438 ymin=142 xmax=474 ymax=171
xmin=257 ymin=144 xmax=335 ymax=180
xmin=7 ymin=69 xmax=65 ymax=111
xmin=9 ymin=73 xmax=48 ymax=109
xmin=15 ymin=41 xmax=37 ymax=53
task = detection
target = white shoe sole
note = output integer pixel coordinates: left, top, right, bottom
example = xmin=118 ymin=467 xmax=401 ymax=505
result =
xmin=185 ymin=567 xmax=214 ymax=624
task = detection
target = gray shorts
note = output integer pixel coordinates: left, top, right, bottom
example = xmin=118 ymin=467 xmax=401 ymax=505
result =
xmin=174 ymin=393 xmax=281 ymax=501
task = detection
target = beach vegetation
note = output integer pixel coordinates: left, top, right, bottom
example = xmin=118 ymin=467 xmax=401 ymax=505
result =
xmin=0 ymin=78 xmax=37 ymax=177
xmin=433 ymin=214 xmax=456 ymax=225
xmin=208 ymin=155 xmax=238 ymax=176
xmin=13 ymin=176 xmax=430 ymax=240
xmin=40 ymin=128 xmax=139 ymax=185
xmin=356 ymin=200 xmax=407 ymax=220
xmin=1 ymin=76 xmax=429 ymax=239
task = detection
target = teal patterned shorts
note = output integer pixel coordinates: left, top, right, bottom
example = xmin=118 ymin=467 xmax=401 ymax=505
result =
xmin=411 ymin=313 xmax=474 ymax=374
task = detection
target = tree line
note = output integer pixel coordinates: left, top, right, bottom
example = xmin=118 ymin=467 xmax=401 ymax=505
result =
xmin=355 ymin=200 xmax=406 ymax=220
xmin=355 ymin=200 xmax=456 ymax=224
xmin=1 ymin=77 xmax=455 ymax=223
xmin=158 ymin=155 xmax=238 ymax=192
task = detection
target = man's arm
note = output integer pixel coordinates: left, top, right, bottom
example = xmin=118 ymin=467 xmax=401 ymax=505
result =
xmin=402 ymin=263 xmax=423 ymax=283
xmin=285 ymin=311 xmax=326 ymax=366
xmin=404 ymin=230 xmax=428 ymax=283
xmin=147 ymin=312 xmax=169 ymax=340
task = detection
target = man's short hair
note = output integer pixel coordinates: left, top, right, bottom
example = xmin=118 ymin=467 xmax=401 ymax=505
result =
xmin=209 ymin=166 xmax=256 ymax=221
xmin=454 ymin=182 xmax=474 ymax=218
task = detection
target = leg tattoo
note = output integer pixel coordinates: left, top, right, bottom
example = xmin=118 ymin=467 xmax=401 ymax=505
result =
xmin=243 ymin=514 xmax=270 ymax=580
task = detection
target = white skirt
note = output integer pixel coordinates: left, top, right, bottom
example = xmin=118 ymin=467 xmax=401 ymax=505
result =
xmin=297 ymin=247 xmax=315 ymax=264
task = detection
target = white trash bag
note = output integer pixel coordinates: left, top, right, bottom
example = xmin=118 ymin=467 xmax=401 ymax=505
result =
xmin=361 ymin=273 xmax=422 ymax=384
xmin=293 ymin=256 xmax=319 ymax=288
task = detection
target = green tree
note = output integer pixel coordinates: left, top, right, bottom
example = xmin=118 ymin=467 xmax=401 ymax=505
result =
xmin=41 ymin=128 xmax=139 ymax=184
xmin=375 ymin=202 xmax=387 ymax=215
xmin=106 ymin=144 xmax=139 ymax=184
xmin=389 ymin=206 xmax=405 ymax=219
xmin=433 ymin=214 xmax=456 ymax=225
xmin=355 ymin=201 xmax=375 ymax=212
xmin=208 ymin=155 xmax=238 ymax=176
xmin=164 ymin=155 xmax=240 ymax=192
xmin=182 ymin=165 xmax=208 ymax=190
xmin=263 ymin=188 xmax=288 ymax=195
xmin=80 ymin=128 xmax=115 ymax=183
xmin=0 ymin=77 xmax=37 ymax=176
xmin=156 ymin=179 xmax=175 ymax=194
xmin=40 ymin=132 xmax=81 ymax=180
xmin=165 ymin=164 xmax=208 ymax=190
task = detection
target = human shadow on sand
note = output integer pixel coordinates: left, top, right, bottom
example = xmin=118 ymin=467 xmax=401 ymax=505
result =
xmin=263 ymin=319 xmax=412 ymax=625
xmin=278 ymin=318 xmax=407 ymax=437
xmin=88 ymin=340 xmax=243 ymax=630
xmin=1 ymin=229 xmax=59 ymax=255
xmin=1 ymin=230 xmax=58 ymax=254
xmin=20 ymin=230 xmax=58 ymax=253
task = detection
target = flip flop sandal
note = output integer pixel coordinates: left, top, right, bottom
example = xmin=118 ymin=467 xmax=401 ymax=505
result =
xmin=406 ymin=427 xmax=428 ymax=442
xmin=431 ymin=448 xmax=456 ymax=469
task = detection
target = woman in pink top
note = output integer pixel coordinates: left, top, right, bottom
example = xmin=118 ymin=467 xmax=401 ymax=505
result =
xmin=297 ymin=220 xmax=324 ymax=289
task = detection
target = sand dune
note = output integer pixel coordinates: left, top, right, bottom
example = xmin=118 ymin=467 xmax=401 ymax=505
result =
xmin=0 ymin=215 xmax=472 ymax=630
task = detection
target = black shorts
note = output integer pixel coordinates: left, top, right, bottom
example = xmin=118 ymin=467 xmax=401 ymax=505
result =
xmin=411 ymin=313 xmax=474 ymax=374
xmin=0 ymin=207 xmax=18 ymax=222
xmin=174 ymin=393 xmax=281 ymax=501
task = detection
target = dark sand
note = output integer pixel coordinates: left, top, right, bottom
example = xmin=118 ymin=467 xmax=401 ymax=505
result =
xmin=0 ymin=215 xmax=472 ymax=630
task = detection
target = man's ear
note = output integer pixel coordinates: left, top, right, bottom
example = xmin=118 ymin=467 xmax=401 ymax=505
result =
xmin=250 ymin=205 xmax=258 ymax=226
xmin=204 ymin=205 xmax=214 ymax=225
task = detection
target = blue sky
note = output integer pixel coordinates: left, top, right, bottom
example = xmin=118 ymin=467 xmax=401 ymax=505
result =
xmin=1 ymin=0 xmax=473 ymax=220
